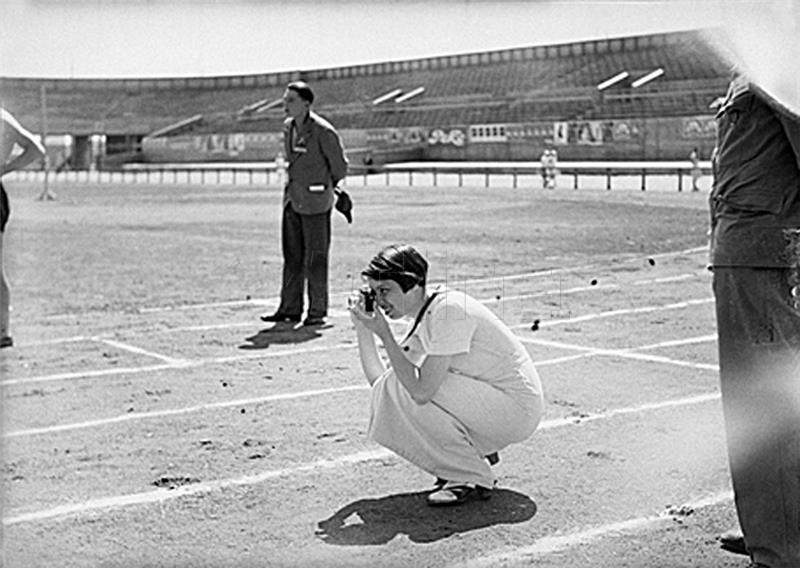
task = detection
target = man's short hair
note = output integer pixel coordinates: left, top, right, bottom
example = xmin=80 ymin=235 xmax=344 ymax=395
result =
xmin=286 ymin=81 xmax=314 ymax=104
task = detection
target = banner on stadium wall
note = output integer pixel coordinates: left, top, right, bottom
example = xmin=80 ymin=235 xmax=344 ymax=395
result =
xmin=681 ymin=116 xmax=717 ymax=138
xmin=428 ymin=128 xmax=465 ymax=147
xmin=202 ymin=133 xmax=246 ymax=156
xmin=367 ymin=127 xmax=428 ymax=147
xmin=365 ymin=127 xmax=466 ymax=147
xmin=553 ymin=120 xmax=641 ymax=145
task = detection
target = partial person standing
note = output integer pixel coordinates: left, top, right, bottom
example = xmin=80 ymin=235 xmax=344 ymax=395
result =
xmin=709 ymin=75 xmax=800 ymax=568
xmin=261 ymin=82 xmax=348 ymax=326
xmin=1 ymin=108 xmax=46 ymax=348
xmin=349 ymin=244 xmax=544 ymax=506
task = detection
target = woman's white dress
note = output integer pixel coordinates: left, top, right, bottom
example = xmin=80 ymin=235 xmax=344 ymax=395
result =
xmin=368 ymin=288 xmax=544 ymax=488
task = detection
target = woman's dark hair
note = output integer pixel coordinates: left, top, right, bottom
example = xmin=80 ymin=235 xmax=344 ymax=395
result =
xmin=362 ymin=244 xmax=428 ymax=292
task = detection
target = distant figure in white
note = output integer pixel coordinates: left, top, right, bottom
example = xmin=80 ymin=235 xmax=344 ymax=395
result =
xmin=689 ymin=147 xmax=702 ymax=192
xmin=349 ymin=244 xmax=544 ymax=506
xmin=540 ymin=148 xmax=558 ymax=189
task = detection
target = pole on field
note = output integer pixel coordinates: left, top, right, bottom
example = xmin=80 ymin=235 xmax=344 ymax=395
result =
xmin=37 ymin=85 xmax=56 ymax=201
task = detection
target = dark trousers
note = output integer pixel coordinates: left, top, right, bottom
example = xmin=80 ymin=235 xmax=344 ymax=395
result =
xmin=277 ymin=204 xmax=331 ymax=319
xmin=713 ymin=267 xmax=800 ymax=568
xmin=1 ymin=182 xmax=9 ymax=232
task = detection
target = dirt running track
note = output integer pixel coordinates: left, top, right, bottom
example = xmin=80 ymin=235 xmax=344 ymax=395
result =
xmin=1 ymin=179 xmax=750 ymax=567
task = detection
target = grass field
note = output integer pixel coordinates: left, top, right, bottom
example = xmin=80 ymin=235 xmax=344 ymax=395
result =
xmin=0 ymin=179 xmax=747 ymax=567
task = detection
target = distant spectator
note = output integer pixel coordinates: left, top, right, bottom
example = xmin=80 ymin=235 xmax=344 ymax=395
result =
xmin=540 ymin=148 xmax=558 ymax=189
xmin=1 ymin=108 xmax=46 ymax=348
xmin=690 ymin=147 xmax=702 ymax=191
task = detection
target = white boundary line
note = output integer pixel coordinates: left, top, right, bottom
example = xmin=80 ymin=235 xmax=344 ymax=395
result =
xmin=96 ymin=338 xmax=190 ymax=366
xmin=459 ymin=490 xmax=733 ymax=567
xmin=634 ymin=274 xmax=695 ymax=285
xmin=2 ymin=392 xmax=722 ymax=525
xmin=479 ymin=283 xmax=619 ymax=304
xmin=4 ymin=346 xmax=666 ymax=439
xmin=512 ymin=297 xmax=714 ymax=329
xmin=1 ymin=448 xmax=392 ymax=526
xmin=1 ymin=344 xmax=357 ymax=387
xmin=24 ymin=271 xmax=701 ymax=347
xmin=3 ymin=332 xmax=717 ymax=435
xmin=4 ymin=385 xmax=369 ymax=438
xmin=520 ymin=335 xmax=719 ymax=371
xmin=69 ymin=246 xmax=707 ymax=317
xmin=7 ymin=295 xmax=714 ymax=387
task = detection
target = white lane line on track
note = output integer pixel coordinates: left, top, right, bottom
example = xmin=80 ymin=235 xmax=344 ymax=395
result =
xmin=512 ymin=297 xmax=714 ymax=329
xmin=3 ymin=348 xmax=624 ymax=439
xmin=137 ymin=297 xmax=274 ymax=314
xmin=1 ymin=344 xmax=358 ymax=387
xmin=633 ymin=274 xmax=695 ymax=285
xmin=480 ymin=283 xmax=619 ymax=304
xmin=459 ymin=490 xmax=733 ymax=567
xmin=4 ymin=385 xmax=369 ymax=438
xmin=112 ymin=246 xmax=710 ymax=315
xmin=3 ymin=335 xmax=718 ymax=438
xmin=443 ymin=246 xmax=707 ymax=287
xmin=537 ymin=392 xmax=721 ymax=430
xmin=24 ymin=267 xmax=704 ymax=346
xmin=520 ymin=335 xmax=719 ymax=372
xmin=1 ymin=363 xmax=186 ymax=387
xmin=107 ymin=274 xmax=696 ymax=335
xmin=1 ymin=392 xmax=722 ymax=525
xmin=5 ymin=295 xmax=713 ymax=386
xmin=1 ymin=448 xmax=392 ymax=526
xmin=95 ymin=338 xmax=190 ymax=366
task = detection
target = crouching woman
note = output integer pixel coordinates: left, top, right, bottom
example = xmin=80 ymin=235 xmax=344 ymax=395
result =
xmin=349 ymin=244 xmax=544 ymax=506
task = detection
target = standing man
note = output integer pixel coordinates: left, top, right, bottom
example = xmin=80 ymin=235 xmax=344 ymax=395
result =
xmin=1 ymin=108 xmax=46 ymax=348
xmin=709 ymin=75 xmax=800 ymax=568
xmin=261 ymin=81 xmax=348 ymax=326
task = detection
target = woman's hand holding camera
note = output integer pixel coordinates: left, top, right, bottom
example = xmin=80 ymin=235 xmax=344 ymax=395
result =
xmin=348 ymin=289 xmax=391 ymax=340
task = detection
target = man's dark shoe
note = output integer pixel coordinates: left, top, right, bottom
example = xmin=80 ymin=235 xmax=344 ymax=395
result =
xmin=260 ymin=312 xmax=301 ymax=323
xmin=302 ymin=316 xmax=325 ymax=326
xmin=719 ymin=529 xmax=747 ymax=556
xmin=0 ymin=336 xmax=13 ymax=348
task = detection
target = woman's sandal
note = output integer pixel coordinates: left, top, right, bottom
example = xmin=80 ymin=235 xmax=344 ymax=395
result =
xmin=427 ymin=482 xmax=475 ymax=506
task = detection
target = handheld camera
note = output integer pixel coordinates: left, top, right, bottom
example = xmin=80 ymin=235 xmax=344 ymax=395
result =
xmin=360 ymin=287 xmax=376 ymax=313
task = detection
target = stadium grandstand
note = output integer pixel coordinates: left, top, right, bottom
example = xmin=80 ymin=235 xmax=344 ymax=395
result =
xmin=0 ymin=29 xmax=730 ymax=170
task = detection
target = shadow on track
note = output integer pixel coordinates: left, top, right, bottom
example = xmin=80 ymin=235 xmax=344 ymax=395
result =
xmin=239 ymin=322 xmax=333 ymax=350
xmin=316 ymin=488 xmax=537 ymax=545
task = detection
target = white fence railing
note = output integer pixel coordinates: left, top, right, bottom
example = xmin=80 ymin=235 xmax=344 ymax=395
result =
xmin=8 ymin=160 xmax=712 ymax=192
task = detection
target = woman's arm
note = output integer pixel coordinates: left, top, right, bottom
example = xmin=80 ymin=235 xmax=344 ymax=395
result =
xmin=351 ymin=303 xmax=451 ymax=404
xmin=349 ymin=298 xmax=386 ymax=385
xmin=354 ymin=326 xmax=385 ymax=386
xmin=381 ymin=334 xmax=451 ymax=405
